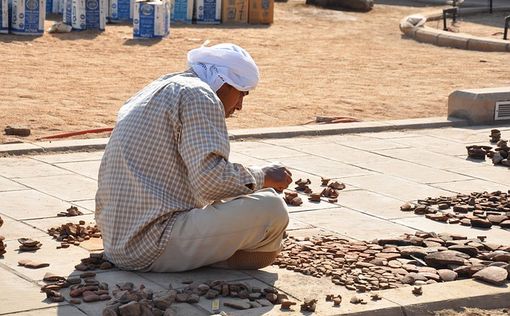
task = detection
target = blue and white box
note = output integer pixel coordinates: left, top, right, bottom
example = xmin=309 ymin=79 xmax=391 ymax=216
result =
xmin=194 ymin=0 xmax=219 ymax=24
xmin=10 ymin=0 xmax=45 ymax=35
xmin=133 ymin=0 xmax=169 ymax=39
xmin=170 ymin=0 xmax=191 ymax=23
xmin=46 ymin=0 xmax=62 ymax=15
xmin=1 ymin=0 xmax=8 ymax=34
xmin=64 ymin=0 xmax=106 ymax=30
xmin=109 ymin=0 xmax=134 ymax=22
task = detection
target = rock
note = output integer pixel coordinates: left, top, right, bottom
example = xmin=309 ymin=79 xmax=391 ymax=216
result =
xmin=473 ymin=266 xmax=508 ymax=285
xmin=280 ymin=299 xmax=297 ymax=309
xmin=412 ymin=286 xmax=423 ymax=296
xmin=398 ymin=246 xmax=429 ymax=259
xmin=447 ymin=245 xmax=479 ymax=257
xmin=256 ymin=298 xmax=273 ymax=306
xmin=82 ymin=291 xmax=101 ymax=302
xmin=119 ymin=301 xmax=141 ymax=316
xmin=488 ymin=215 xmax=508 ymax=225
xmin=400 ymin=203 xmax=414 ymax=212
xmin=350 ymin=296 xmax=362 ymax=304
xmin=437 ymin=269 xmax=458 ymax=282
xmin=223 ymin=298 xmax=251 ymax=309
xmin=424 ymin=251 xmax=467 ymax=267
xmin=500 ymin=220 xmax=510 ymax=229
xmin=18 ymin=259 xmax=50 ymax=269
xmin=300 ymin=298 xmax=317 ymax=312
xmin=4 ymin=126 xmax=31 ymax=137
xmin=470 ymin=218 xmax=492 ymax=228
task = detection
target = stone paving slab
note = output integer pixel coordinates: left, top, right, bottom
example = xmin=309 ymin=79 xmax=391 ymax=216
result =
xmin=0 ymin=189 xmax=78 ymax=220
xmin=5 ymin=306 xmax=88 ymax=316
xmin=0 ymin=269 xmax=67 ymax=315
xmin=0 ymin=176 xmax=28 ymax=192
xmin=16 ymin=174 xmax=98 ymax=201
xmin=1 ymin=124 xmax=510 ymax=315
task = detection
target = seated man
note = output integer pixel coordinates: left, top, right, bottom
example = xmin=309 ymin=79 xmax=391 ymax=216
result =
xmin=95 ymin=43 xmax=292 ymax=272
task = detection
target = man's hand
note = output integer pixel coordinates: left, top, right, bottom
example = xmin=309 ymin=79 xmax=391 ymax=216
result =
xmin=262 ymin=163 xmax=293 ymax=192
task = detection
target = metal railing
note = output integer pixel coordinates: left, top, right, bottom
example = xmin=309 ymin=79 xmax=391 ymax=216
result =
xmin=443 ymin=7 xmax=458 ymax=31
xmin=504 ymin=15 xmax=510 ymax=40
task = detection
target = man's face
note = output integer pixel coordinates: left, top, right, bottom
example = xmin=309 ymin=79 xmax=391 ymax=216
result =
xmin=217 ymin=84 xmax=249 ymax=118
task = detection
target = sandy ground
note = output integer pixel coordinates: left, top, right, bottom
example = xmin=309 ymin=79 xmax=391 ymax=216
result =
xmin=1 ymin=0 xmax=510 ymax=142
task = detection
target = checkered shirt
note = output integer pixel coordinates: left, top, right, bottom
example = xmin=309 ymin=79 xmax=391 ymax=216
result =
xmin=95 ymin=70 xmax=264 ymax=270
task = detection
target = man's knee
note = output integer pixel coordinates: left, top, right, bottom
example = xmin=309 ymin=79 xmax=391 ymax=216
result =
xmin=257 ymin=189 xmax=289 ymax=227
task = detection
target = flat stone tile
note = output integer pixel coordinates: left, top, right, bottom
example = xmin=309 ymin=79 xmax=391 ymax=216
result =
xmin=16 ymin=174 xmax=98 ymax=201
xmin=376 ymin=147 xmax=485 ymax=170
xmin=2 ymin=236 xmax=91 ymax=282
xmin=59 ymin=270 xmax=167 ymax=316
xmin=379 ymin=279 xmax=510 ymax=314
xmin=71 ymin=199 xmax=96 ymax=212
xmin=291 ymin=207 xmax=415 ymax=241
xmin=276 ymin=155 xmax=373 ymax=179
xmin=31 ymin=151 xmax=104 ymax=164
xmin=335 ymin=190 xmax=416 ymax=220
xmin=0 ymin=190 xmax=73 ymax=220
xmin=54 ymin=161 xmax=100 ymax=180
xmin=390 ymin=136 xmax=467 ymax=156
xmin=231 ymin=141 xmax=306 ymax=160
xmin=393 ymin=217 xmax=510 ymax=245
xmin=287 ymin=217 xmax=313 ymax=231
xmin=7 ymin=306 xmax=88 ymax=316
xmin=229 ymin=151 xmax=268 ymax=167
xmin=0 ymin=215 xmax=48 ymax=241
xmin=362 ymin=131 xmax=420 ymax=139
xmin=343 ymin=174 xmax=455 ymax=201
xmin=23 ymin=213 xmax=96 ymax=233
xmin=430 ymin=179 xmax=509 ymax=195
xmin=0 ymin=176 xmax=28 ymax=192
xmin=452 ymin=165 xmax=510 ymax=186
xmin=0 ymin=158 xmax=71 ymax=179
xmin=139 ymin=267 xmax=251 ymax=289
xmin=260 ymin=134 xmax=368 ymax=147
xmin=285 ymin=142 xmax=388 ymax=166
xmin=355 ymin=159 xmax=471 ymax=184
xmin=245 ymin=266 xmax=403 ymax=316
xmin=339 ymin=138 xmax=411 ymax=151
xmin=0 ymin=268 xmax=67 ymax=314
xmin=0 ymin=142 xmax=42 ymax=154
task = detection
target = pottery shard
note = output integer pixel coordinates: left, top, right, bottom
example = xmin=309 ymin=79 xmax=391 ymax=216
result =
xmin=437 ymin=269 xmax=458 ymax=282
xmin=223 ymin=298 xmax=251 ymax=310
xmin=447 ymin=245 xmax=479 ymax=257
xmin=473 ymin=266 xmax=508 ymax=286
xmin=18 ymin=259 xmax=50 ymax=269
xmin=398 ymin=246 xmax=429 ymax=259
xmin=424 ymin=251 xmax=466 ymax=267
xmin=488 ymin=215 xmax=508 ymax=225
xmin=500 ymin=220 xmax=510 ymax=228
xmin=492 ymin=252 xmax=510 ymax=263
xmin=470 ymin=218 xmax=492 ymax=229
xmin=119 ymin=301 xmax=141 ymax=316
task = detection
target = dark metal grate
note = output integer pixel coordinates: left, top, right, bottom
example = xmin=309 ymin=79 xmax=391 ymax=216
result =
xmin=495 ymin=101 xmax=510 ymax=120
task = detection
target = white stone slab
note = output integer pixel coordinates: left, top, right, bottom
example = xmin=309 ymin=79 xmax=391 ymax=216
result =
xmin=231 ymin=141 xmax=306 ymax=159
xmin=0 ymin=268 xmax=67 ymax=314
xmin=0 ymin=176 xmax=28 ymax=192
xmin=31 ymin=151 xmax=104 ymax=164
xmin=0 ymin=189 xmax=73 ymax=220
xmin=390 ymin=136 xmax=467 ymax=156
xmin=291 ymin=207 xmax=415 ymax=241
xmin=54 ymin=160 xmax=101 ymax=180
xmin=0 ymin=157 xmax=71 ymax=179
xmin=23 ymin=213 xmax=96 ymax=232
xmin=0 ymin=215 xmax=48 ymax=241
xmin=430 ymin=179 xmax=509 ymax=195
xmin=17 ymin=174 xmax=98 ymax=201
xmin=453 ymin=165 xmax=510 ymax=186
xmin=343 ymin=174 xmax=455 ymax=201
xmin=9 ymin=306 xmax=88 ymax=316
xmin=339 ymin=138 xmax=411 ymax=151
xmin=276 ymin=155 xmax=373 ymax=179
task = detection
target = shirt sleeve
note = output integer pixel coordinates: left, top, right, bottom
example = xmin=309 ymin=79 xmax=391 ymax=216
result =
xmin=177 ymin=86 xmax=263 ymax=202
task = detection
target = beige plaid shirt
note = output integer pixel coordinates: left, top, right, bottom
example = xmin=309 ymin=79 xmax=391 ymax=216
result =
xmin=95 ymin=70 xmax=264 ymax=270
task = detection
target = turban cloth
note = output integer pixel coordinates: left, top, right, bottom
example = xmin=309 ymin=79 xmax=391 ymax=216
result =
xmin=187 ymin=43 xmax=260 ymax=92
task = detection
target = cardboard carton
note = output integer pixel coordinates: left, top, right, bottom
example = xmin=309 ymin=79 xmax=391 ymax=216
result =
xmin=248 ymin=0 xmax=272 ymax=24
xmin=221 ymin=0 xmax=247 ymax=23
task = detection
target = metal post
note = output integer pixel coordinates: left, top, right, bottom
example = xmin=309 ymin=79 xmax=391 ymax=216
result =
xmin=489 ymin=0 xmax=493 ymax=13
xmin=443 ymin=7 xmax=458 ymax=31
xmin=504 ymin=15 xmax=510 ymax=40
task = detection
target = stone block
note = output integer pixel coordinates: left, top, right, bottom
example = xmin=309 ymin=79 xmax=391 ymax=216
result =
xmin=467 ymin=37 xmax=509 ymax=52
xmin=414 ymin=27 xmax=439 ymax=45
xmin=448 ymin=87 xmax=510 ymax=124
xmin=436 ymin=33 xmax=469 ymax=49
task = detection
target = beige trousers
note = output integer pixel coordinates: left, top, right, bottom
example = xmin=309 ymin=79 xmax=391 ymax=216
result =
xmin=149 ymin=188 xmax=289 ymax=272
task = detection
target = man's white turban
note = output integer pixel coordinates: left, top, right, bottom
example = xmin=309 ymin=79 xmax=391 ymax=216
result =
xmin=187 ymin=43 xmax=260 ymax=92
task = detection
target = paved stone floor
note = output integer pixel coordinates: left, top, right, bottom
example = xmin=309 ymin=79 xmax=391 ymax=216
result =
xmin=1 ymin=125 xmax=510 ymax=315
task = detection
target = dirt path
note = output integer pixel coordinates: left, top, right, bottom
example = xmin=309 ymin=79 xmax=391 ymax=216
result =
xmin=1 ymin=0 xmax=509 ymax=142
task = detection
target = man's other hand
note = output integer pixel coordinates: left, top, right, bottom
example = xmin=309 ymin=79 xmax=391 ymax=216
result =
xmin=262 ymin=163 xmax=293 ymax=192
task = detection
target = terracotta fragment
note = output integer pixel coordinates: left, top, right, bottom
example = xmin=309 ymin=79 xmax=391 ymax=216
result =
xmin=18 ymin=259 xmax=50 ymax=269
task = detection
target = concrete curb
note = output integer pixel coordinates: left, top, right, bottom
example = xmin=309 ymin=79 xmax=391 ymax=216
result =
xmin=401 ymin=6 xmax=510 ymax=52
xmin=0 ymin=117 xmax=467 ymax=156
